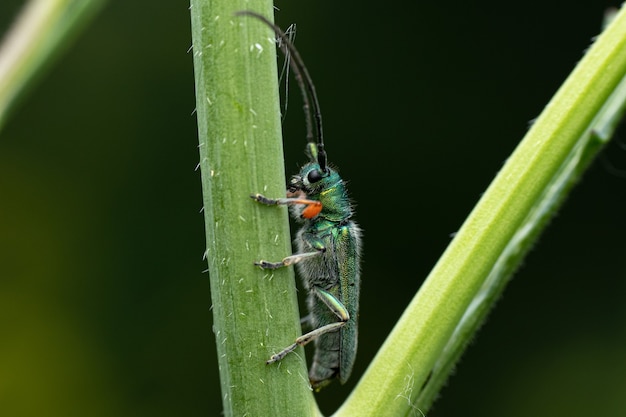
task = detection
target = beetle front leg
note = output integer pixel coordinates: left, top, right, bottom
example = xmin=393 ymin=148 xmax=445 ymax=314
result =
xmin=251 ymin=193 xmax=322 ymax=219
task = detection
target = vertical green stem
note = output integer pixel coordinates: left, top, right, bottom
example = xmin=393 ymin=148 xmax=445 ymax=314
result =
xmin=190 ymin=1 xmax=320 ymax=415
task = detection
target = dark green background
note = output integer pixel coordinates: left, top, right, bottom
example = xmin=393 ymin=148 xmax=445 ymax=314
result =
xmin=1 ymin=1 xmax=625 ymax=416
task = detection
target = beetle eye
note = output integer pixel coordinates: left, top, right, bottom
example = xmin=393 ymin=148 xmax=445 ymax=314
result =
xmin=307 ymin=169 xmax=323 ymax=183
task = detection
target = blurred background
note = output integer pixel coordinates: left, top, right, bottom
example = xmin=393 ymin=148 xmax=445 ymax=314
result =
xmin=1 ymin=1 xmax=626 ymax=416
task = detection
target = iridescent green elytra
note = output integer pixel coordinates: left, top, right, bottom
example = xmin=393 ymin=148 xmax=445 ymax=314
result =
xmin=238 ymin=11 xmax=362 ymax=390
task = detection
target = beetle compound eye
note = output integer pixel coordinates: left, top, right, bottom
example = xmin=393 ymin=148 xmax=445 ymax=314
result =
xmin=307 ymin=169 xmax=323 ymax=183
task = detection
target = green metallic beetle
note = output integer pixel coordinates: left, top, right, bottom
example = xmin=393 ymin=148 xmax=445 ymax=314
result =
xmin=238 ymin=11 xmax=362 ymax=390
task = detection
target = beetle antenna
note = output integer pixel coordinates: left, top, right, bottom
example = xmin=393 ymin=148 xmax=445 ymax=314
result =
xmin=236 ymin=10 xmax=328 ymax=173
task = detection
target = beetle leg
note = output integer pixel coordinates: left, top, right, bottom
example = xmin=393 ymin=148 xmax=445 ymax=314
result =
xmin=251 ymin=193 xmax=322 ymax=219
xmin=254 ymin=250 xmax=321 ymax=269
xmin=266 ymin=288 xmax=349 ymax=364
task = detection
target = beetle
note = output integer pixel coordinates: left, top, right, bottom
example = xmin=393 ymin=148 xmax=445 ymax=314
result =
xmin=238 ymin=10 xmax=362 ymax=390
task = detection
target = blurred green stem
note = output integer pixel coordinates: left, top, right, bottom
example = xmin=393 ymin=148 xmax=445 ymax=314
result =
xmin=0 ymin=0 xmax=104 ymax=131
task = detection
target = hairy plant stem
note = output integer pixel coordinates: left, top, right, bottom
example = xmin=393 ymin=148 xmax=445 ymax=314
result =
xmin=190 ymin=1 xmax=320 ymax=415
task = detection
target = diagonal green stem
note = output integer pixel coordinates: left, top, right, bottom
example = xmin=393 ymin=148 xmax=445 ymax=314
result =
xmin=336 ymin=6 xmax=626 ymax=417
xmin=0 ymin=0 xmax=104 ymax=131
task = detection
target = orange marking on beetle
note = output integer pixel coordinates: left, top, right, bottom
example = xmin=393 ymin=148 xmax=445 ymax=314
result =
xmin=302 ymin=201 xmax=323 ymax=218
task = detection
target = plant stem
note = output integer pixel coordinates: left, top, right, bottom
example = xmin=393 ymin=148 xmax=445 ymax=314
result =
xmin=190 ymin=1 xmax=320 ymax=415
xmin=336 ymin=6 xmax=626 ymax=417
xmin=0 ymin=0 xmax=104 ymax=131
